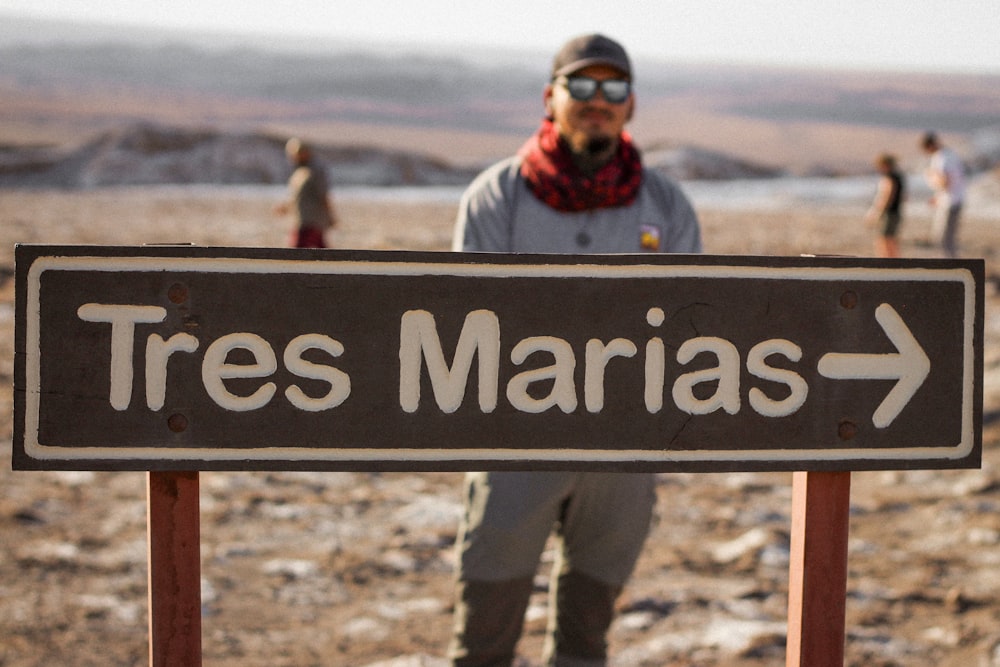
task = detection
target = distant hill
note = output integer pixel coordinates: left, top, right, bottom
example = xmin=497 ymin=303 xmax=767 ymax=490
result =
xmin=0 ymin=122 xmax=785 ymax=188
xmin=0 ymin=123 xmax=481 ymax=188
xmin=2 ymin=14 xmax=1000 ymax=175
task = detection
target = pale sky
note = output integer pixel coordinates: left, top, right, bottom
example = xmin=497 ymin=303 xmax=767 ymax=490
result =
xmin=1 ymin=0 xmax=998 ymax=74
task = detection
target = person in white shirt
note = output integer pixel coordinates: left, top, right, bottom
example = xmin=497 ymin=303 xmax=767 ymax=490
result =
xmin=921 ymin=131 xmax=966 ymax=258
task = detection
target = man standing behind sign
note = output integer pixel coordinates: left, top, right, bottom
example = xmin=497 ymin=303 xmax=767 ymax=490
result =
xmin=449 ymin=34 xmax=702 ymax=667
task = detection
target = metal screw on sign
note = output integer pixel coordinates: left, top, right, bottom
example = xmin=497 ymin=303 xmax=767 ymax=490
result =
xmin=838 ymin=419 xmax=858 ymax=441
xmin=167 ymin=414 xmax=188 ymax=433
xmin=168 ymin=283 xmax=189 ymax=304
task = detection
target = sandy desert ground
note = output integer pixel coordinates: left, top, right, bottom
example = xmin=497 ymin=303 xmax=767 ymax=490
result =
xmin=4 ymin=184 xmax=1000 ymax=667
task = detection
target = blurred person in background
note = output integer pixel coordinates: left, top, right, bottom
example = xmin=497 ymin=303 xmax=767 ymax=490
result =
xmin=865 ymin=153 xmax=905 ymax=257
xmin=275 ymin=137 xmax=337 ymax=248
xmin=920 ymin=131 xmax=966 ymax=258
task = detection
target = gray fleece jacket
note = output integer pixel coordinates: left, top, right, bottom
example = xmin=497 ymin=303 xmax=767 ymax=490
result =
xmin=452 ymin=155 xmax=703 ymax=255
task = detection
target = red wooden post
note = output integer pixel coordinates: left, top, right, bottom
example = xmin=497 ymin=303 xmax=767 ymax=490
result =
xmin=786 ymin=470 xmax=851 ymax=667
xmin=147 ymin=471 xmax=202 ymax=667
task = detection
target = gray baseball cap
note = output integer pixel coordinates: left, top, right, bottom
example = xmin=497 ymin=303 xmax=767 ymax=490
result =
xmin=551 ymin=34 xmax=632 ymax=80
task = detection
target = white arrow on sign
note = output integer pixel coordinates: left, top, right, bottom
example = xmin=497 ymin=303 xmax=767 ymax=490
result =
xmin=817 ymin=303 xmax=931 ymax=429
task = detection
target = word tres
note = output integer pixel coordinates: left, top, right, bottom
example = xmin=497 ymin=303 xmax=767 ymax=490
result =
xmin=79 ymin=303 xmax=810 ymax=420
xmin=78 ymin=303 xmax=350 ymax=413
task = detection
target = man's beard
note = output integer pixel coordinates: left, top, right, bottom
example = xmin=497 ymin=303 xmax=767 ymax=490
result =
xmin=585 ymin=136 xmax=614 ymax=157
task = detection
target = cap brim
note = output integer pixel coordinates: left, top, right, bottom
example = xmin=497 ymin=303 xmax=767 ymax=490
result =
xmin=553 ymin=57 xmax=631 ymax=79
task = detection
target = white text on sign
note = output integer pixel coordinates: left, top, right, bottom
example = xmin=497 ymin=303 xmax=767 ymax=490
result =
xmin=77 ymin=302 xmax=925 ymax=428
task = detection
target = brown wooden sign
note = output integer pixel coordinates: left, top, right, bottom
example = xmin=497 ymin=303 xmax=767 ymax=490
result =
xmin=13 ymin=245 xmax=983 ymax=472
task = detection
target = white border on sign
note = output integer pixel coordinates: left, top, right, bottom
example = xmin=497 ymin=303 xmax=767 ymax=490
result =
xmin=23 ymin=255 xmax=979 ymax=464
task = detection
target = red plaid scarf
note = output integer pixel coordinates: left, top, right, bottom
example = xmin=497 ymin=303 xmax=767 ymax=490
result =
xmin=518 ymin=118 xmax=643 ymax=212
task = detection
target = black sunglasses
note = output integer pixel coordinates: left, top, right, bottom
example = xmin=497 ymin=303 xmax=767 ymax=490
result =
xmin=557 ymin=76 xmax=631 ymax=104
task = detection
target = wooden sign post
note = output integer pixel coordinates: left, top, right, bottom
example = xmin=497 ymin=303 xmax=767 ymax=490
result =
xmin=147 ymin=471 xmax=202 ymax=667
xmin=786 ymin=471 xmax=852 ymax=667
xmin=13 ymin=245 xmax=984 ymax=665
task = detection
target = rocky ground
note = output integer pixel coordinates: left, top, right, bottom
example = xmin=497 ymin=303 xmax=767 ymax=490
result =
xmin=3 ymin=184 xmax=1000 ymax=666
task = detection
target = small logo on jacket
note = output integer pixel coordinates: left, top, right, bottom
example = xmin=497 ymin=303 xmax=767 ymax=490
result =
xmin=640 ymin=225 xmax=661 ymax=251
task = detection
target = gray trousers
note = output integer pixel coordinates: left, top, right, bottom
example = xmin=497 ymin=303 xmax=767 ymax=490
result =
xmin=448 ymin=471 xmax=657 ymax=667
xmin=932 ymin=201 xmax=962 ymax=258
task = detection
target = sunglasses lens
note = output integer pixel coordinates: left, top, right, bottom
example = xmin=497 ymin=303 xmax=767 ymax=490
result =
xmin=601 ymin=80 xmax=630 ymax=103
xmin=566 ymin=77 xmax=598 ymax=101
